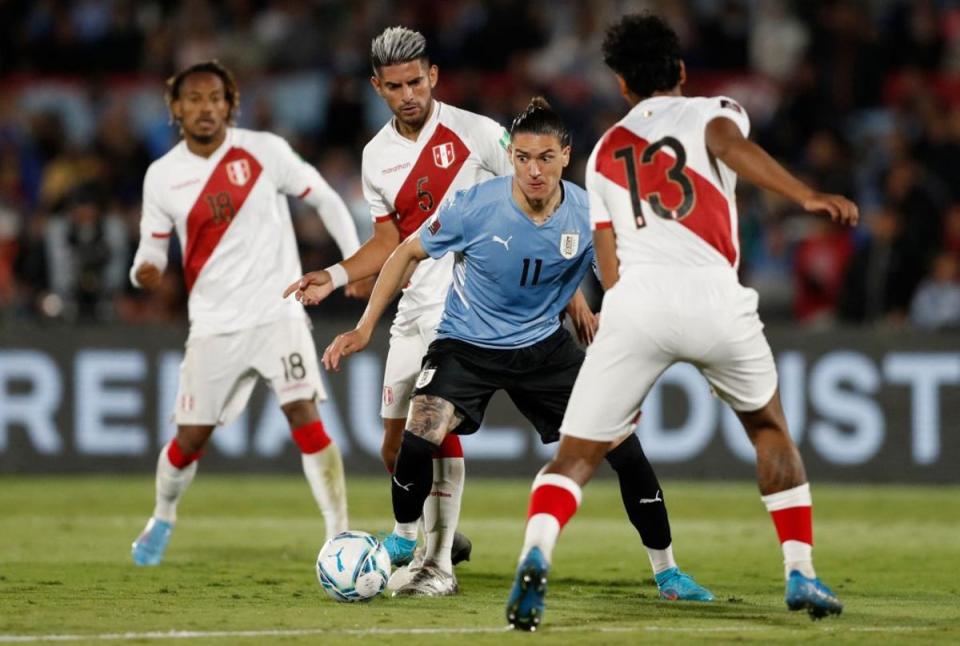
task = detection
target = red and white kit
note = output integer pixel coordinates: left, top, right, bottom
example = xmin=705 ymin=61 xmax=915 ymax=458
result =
xmin=362 ymin=101 xmax=511 ymax=417
xmin=562 ymin=95 xmax=777 ymax=442
xmin=130 ymin=127 xmax=360 ymax=425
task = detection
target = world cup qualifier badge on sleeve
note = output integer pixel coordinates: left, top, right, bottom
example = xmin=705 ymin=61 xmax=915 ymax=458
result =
xmin=560 ymin=231 xmax=580 ymax=259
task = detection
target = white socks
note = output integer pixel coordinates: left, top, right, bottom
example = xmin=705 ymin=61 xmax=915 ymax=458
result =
xmin=646 ymin=545 xmax=677 ymax=575
xmin=153 ymin=447 xmax=197 ymax=523
xmin=301 ymin=445 xmax=349 ymax=542
xmin=422 ymin=455 xmax=465 ymax=572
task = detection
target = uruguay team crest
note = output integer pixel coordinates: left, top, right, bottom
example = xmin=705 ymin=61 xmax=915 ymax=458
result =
xmin=226 ymin=159 xmax=251 ymax=186
xmin=432 ymin=142 xmax=456 ymax=169
xmin=559 ymin=232 xmax=580 ymax=259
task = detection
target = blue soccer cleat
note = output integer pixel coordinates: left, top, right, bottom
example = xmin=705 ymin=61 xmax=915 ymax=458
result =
xmin=131 ymin=517 xmax=173 ymax=566
xmin=506 ymin=547 xmax=549 ymax=632
xmin=785 ymin=570 xmax=843 ymax=620
xmin=655 ymin=567 xmax=715 ymax=601
xmin=382 ymin=532 xmax=417 ymax=567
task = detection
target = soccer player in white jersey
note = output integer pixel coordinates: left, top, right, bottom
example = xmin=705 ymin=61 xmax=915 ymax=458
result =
xmin=285 ymin=27 xmax=513 ymax=581
xmin=506 ymin=14 xmax=859 ymax=630
xmin=128 ymin=61 xmax=360 ymax=566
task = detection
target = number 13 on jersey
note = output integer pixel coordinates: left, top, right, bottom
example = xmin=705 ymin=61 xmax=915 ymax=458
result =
xmin=613 ymin=136 xmax=695 ymax=228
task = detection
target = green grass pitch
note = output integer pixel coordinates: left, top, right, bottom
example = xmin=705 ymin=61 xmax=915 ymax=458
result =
xmin=1 ymin=475 xmax=959 ymax=644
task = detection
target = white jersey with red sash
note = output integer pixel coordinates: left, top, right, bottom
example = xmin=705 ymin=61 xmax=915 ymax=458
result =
xmin=133 ymin=128 xmax=351 ymax=338
xmin=361 ymin=101 xmax=512 ymax=328
xmin=585 ymin=95 xmax=750 ymax=276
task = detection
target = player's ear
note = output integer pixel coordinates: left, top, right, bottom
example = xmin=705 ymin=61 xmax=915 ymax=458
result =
xmin=561 ymin=145 xmax=571 ymax=168
xmin=614 ymin=74 xmax=631 ymax=103
xmin=428 ymin=64 xmax=438 ymax=90
xmin=370 ymin=73 xmax=383 ymax=96
xmin=678 ymin=60 xmax=687 ymax=89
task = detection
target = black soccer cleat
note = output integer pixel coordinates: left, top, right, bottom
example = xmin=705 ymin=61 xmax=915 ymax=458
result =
xmin=451 ymin=531 xmax=472 ymax=565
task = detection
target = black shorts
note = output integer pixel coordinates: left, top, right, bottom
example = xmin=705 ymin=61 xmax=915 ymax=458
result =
xmin=412 ymin=327 xmax=584 ymax=444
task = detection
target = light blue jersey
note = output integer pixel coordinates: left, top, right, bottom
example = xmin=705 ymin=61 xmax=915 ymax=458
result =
xmin=419 ymin=176 xmax=594 ymax=349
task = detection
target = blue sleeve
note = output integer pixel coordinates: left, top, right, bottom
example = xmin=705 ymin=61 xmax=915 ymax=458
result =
xmin=419 ymin=196 xmax=469 ymax=259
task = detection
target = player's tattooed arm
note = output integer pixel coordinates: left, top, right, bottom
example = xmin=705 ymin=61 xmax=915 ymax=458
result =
xmin=406 ymin=395 xmax=464 ymax=445
xmin=705 ymin=117 xmax=858 ymax=226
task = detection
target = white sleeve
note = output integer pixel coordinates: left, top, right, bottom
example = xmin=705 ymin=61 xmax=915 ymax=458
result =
xmin=584 ymin=141 xmax=612 ymax=231
xmin=361 ymin=155 xmax=395 ymax=222
xmin=129 ymin=173 xmax=173 ymax=288
xmin=300 ymin=171 xmax=361 ymax=259
xmin=473 ymin=114 xmax=513 ymax=177
xmin=702 ymin=96 xmax=751 ymax=137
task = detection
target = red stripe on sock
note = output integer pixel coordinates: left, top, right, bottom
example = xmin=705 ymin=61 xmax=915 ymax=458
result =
xmin=528 ymin=484 xmax=579 ymax=529
xmin=166 ymin=440 xmax=202 ymax=469
xmin=770 ymin=506 xmax=813 ymax=545
xmin=292 ymin=420 xmax=332 ymax=454
xmin=434 ymin=434 xmax=463 ymax=459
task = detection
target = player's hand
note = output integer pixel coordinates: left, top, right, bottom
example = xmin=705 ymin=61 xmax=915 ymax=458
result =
xmin=802 ymin=192 xmax=859 ymax=227
xmin=283 ymin=270 xmax=334 ymax=306
xmin=322 ymin=327 xmax=372 ymax=371
xmin=344 ymin=275 xmax=376 ymax=301
xmin=569 ymin=304 xmax=599 ymax=345
xmin=135 ymin=262 xmax=162 ymax=290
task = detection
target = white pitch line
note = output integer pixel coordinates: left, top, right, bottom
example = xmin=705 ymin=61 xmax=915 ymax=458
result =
xmin=0 ymin=624 xmax=940 ymax=643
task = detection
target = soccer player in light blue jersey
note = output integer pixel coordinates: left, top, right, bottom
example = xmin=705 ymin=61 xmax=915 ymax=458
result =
xmin=322 ymin=98 xmax=711 ymax=603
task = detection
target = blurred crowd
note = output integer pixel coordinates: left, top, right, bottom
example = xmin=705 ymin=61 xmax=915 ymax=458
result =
xmin=1 ymin=0 xmax=960 ymax=329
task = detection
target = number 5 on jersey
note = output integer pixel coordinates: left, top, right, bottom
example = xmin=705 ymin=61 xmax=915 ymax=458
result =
xmin=613 ymin=136 xmax=695 ymax=228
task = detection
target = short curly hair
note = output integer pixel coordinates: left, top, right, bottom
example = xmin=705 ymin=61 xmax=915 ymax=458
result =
xmin=602 ymin=13 xmax=682 ymax=99
xmin=165 ymin=60 xmax=239 ymax=125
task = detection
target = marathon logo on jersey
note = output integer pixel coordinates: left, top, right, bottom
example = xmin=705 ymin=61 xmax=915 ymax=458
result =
xmin=225 ymin=158 xmax=252 ymax=186
xmin=427 ymin=214 xmax=442 ymax=235
xmin=432 ymin=142 xmax=456 ymax=169
xmin=559 ymin=232 xmax=580 ymax=259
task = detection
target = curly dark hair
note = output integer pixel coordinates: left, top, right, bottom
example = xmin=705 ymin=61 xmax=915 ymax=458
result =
xmin=602 ymin=13 xmax=682 ymax=99
xmin=510 ymin=96 xmax=571 ymax=148
xmin=165 ymin=60 xmax=239 ymax=125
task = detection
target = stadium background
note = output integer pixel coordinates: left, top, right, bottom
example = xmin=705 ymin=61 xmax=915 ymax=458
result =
xmin=1 ymin=0 xmax=959 ymax=482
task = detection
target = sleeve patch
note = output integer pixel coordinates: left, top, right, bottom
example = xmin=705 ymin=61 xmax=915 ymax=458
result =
xmin=427 ymin=215 xmax=442 ymax=235
xmin=498 ymin=128 xmax=511 ymax=151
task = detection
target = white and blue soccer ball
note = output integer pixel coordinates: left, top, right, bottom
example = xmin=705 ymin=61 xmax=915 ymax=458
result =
xmin=315 ymin=531 xmax=391 ymax=602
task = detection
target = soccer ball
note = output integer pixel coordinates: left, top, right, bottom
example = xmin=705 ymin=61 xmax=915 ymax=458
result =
xmin=315 ymin=531 xmax=391 ymax=602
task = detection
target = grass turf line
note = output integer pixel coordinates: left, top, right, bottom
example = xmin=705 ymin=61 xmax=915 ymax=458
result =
xmin=0 ymin=476 xmax=958 ymax=645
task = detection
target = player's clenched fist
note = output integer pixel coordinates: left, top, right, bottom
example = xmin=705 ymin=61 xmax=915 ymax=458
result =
xmin=135 ymin=262 xmax=163 ymax=289
xmin=283 ymin=270 xmax=334 ymax=305
xmin=322 ymin=328 xmax=372 ymax=371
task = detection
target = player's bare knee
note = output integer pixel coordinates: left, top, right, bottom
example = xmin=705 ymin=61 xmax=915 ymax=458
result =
xmin=281 ymin=399 xmax=319 ymax=429
xmin=175 ymin=426 xmax=214 ymax=454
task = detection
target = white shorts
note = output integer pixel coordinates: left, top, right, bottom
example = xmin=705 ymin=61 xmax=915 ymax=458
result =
xmin=560 ymin=267 xmax=778 ymax=443
xmin=380 ymin=307 xmax=442 ymax=419
xmin=174 ymin=316 xmax=325 ymax=426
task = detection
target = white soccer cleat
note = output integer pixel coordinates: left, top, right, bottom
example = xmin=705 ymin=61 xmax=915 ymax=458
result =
xmin=392 ymin=561 xmax=459 ymax=597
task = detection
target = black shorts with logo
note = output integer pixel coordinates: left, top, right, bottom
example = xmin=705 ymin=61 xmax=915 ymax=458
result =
xmin=412 ymin=326 xmax=585 ymax=444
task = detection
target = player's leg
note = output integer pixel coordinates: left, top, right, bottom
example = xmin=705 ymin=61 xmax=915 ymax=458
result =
xmin=700 ymin=285 xmax=841 ymax=619
xmin=260 ymin=318 xmax=348 ymax=543
xmin=132 ymin=424 xmax=212 ymax=566
xmin=602 ymin=432 xmax=714 ymax=601
xmin=282 ymin=398 xmax=347 ymax=542
xmin=132 ymin=331 xmax=253 ymax=566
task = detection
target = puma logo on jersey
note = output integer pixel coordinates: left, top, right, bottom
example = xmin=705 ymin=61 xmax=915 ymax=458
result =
xmin=492 ymin=235 xmax=512 ymax=250
xmin=639 ymin=490 xmax=663 ymax=504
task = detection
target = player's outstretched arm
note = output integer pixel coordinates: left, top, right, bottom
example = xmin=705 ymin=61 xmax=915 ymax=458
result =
xmin=705 ymin=117 xmax=859 ymax=226
xmin=321 ymin=234 xmax=428 ymax=371
xmin=284 ymin=219 xmax=401 ymax=305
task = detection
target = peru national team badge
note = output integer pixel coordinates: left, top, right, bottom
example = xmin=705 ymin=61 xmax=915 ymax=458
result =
xmin=432 ymin=142 xmax=456 ymax=169
xmin=559 ymin=232 xmax=580 ymax=259
xmin=383 ymin=386 xmax=394 ymax=406
xmin=226 ymin=159 xmax=252 ymax=186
